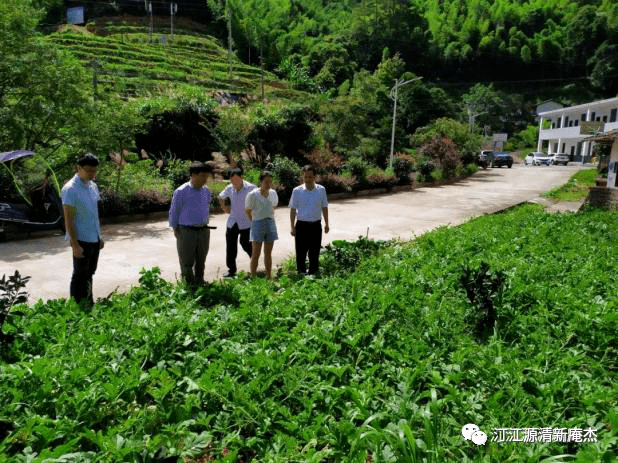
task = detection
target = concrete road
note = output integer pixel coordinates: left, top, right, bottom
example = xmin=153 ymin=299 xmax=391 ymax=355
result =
xmin=0 ymin=164 xmax=586 ymax=303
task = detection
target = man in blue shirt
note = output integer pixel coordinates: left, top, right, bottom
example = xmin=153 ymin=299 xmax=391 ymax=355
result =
xmin=169 ymin=161 xmax=212 ymax=284
xmin=61 ymin=153 xmax=104 ymax=306
xmin=218 ymin=168 xmax=256 ymax=277
xmin=289 ymin=165 xmax=329 ymax=276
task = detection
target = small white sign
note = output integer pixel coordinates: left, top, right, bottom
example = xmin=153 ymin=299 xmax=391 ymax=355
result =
xmin=67 ymin=6 xmax=85 ymax=25
xmin=492 ymin=133 xmax=508 ymax=142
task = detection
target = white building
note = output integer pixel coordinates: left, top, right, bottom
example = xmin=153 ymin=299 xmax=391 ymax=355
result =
xmin=537 ymin=96 xmax=618 ymax=162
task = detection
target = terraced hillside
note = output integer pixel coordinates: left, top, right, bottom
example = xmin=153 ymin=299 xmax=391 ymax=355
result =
xmin=44 ymin=19 xmax=290 ymax=99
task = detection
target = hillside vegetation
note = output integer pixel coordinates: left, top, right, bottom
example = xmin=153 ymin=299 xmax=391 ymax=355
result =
xmin=221 ymin=0 xmax=618 ymax=98
xmin=44 ymin=20 xmax=288 ymax=99
xmin=1 ymin=205 xmax=617 ymax=461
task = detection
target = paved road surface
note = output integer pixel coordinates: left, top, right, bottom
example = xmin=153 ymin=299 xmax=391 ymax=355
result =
xmin=0 ymin=164 xmax=585 ymax=303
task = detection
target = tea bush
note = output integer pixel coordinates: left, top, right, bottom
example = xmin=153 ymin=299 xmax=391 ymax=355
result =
xmin=2 ymin=205 xmax=616 ymax=462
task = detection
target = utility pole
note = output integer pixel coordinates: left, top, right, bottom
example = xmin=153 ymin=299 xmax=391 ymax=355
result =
xmin=144 ymin=1 xmax=153 ymax=42
xmin=389 ymin=76 xmax=422 ymax=168
xmin=170 ymin=2 xmax=177 ymax=43
xmin=260 ymin=46 xmax=264 ymax=100
xmin=226 ymin=0 xmax=233 ymax=81
xmin=467 ymin=105 xmax=487 ymax=132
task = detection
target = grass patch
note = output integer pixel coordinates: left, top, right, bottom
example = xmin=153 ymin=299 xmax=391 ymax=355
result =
xmin=545 ymin=168 xmax=598 ymax=202
xmin=1 ymin=205 xmax=617 ymax=461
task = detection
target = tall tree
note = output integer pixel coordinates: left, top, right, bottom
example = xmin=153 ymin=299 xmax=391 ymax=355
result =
xmin=0 ymin=0 xmax=111 ymax=156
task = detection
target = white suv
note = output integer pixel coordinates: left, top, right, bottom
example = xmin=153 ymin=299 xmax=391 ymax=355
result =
xmin=550 ymin=153 xmax=569 ymax=165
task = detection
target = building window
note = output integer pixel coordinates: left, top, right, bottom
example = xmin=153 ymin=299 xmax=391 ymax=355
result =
xmin=562 ymin=143 xmax=566 ymax=152
xmin=569 ymin=121 xmax=573 ymax=127
xmin=597 ymin=117 xmax=601 ymax=121
xmin=564 ymin=116 xmax=570 ymax=126
xmin=591 ymin=112 xmax=596 ymax=120
xmin=611 ymin=108 xmax=617 ymax=122
xmin=603 ymin=115 xmax=607 ymax=122
xmin=575 ymin=120 xmax=579 ymax=126
xmin=581 ymin=113 xmax=587 ymax=121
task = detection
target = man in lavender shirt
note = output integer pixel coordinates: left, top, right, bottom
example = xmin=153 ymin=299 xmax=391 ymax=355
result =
xmin=218 ymin=168 xmax=256 ymax=277
xmin=169 ymin=161 xmax=212 ymax=284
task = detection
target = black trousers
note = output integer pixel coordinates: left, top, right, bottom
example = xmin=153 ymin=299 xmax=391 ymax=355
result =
xmin=295 ymin=220 xmax=322 ymax=275
xmin=226 ymin=223 xmax=252 ymax=274
xmin=71 ymin=240 xmax=100 ymax=306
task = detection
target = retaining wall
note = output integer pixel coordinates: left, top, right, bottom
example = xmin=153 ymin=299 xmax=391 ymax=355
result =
xmin=586 ymin=187 xmax=618 ymax=209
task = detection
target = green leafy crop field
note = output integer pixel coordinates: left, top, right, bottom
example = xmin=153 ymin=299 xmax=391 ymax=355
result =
xmin=1 ymin=205 xmax=617 ymax=461
xmin=43 ymin=25 xmax=282 ymax=99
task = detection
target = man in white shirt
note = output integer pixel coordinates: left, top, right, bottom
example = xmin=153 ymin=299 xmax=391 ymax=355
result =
xmin=289 ymin=165 xmax=329 ymax=276
xmin=218 ymin=168 xmax=256 ymax=277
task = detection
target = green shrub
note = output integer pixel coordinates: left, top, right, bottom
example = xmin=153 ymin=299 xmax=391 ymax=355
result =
xmin=248 ymin=105 xmax=315 ymax=164
xmin=128 ymin=188 xmax=171 ymax=213
xmin=459 ymin=262 xmax=507 ymax=341
xmin=392 ymin=153 xmax=415 ymax=183
xmin=345 ymin=156 xmax=370 ymax=183
xmin=99 ymin=189 xmax=130 ymax=217
xmin=316 ymin=173 xmax=356 ymax=193
xmin=365 ymin=173 xmax=398 ymax=189
xmin=430 ymin=168 xmax=445 ymax=181
xmin=208 ymin=181 xmax=227 ymax=211
xmin=320 ymin=236 xmax=391 ymax=275
xmin=418 ymin=159 xmax=436 ymax=179
xmin=165 ymin=159 xmax=191 ymax=191
xmin=243 ymin=167 xmax=261 ymax=186
xmin=0 ymin=271 xmax=29 ymax=347
xmin=301 ymin=146 xmax=345 ymax=175
xmin=464 ymin=163 xmax=479 ymax=175
xmin=97 ymin=160 xmax=170 ymax=199
xmin=419 ymin=135 xmax=461 ymax=178
xmin=271 ymin=156 xmax=301 ymax=191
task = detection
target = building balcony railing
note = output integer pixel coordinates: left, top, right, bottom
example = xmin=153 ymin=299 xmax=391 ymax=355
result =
xmin=540 ymin=121 xmax=618 ymax=139
xmin=538 ymin=126 xmax=583 ymax=140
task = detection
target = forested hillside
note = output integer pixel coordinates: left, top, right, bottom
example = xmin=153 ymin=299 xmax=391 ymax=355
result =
xmin=35 ymin=0 xmax=618 ymax=100
xmin=210 ymin=0 xmax=618 ymax=98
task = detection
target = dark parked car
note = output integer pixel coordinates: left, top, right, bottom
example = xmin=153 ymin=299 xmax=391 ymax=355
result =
xmin=478 ymin=150 xmax=513 ymax=168
xmin=490 ymin=152 xmax=513 ymax=168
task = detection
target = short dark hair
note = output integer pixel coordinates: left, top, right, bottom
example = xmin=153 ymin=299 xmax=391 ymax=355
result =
xmin=301 ymin=165 xmax=316 ymax=174
xmin=228 ymin=167 xmax=243 ymax=179
xmin=259 ymin=170 xmax=273 ymax=183
xmin=77 ymin=153 xmax=99 ymax=167
xmin=189 ymin=161 xmax=213 ymax=176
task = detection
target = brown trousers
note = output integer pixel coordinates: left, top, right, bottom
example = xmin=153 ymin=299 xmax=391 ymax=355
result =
xmin=176 ymin=227 xmax=210 ymax=283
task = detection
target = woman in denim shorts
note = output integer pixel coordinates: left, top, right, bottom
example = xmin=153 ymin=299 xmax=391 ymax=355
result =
xmin=245 ymin=171 xmax=278 ymax=278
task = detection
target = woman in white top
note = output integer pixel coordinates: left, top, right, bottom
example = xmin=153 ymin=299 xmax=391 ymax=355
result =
xmin=245 ymin=171 xmax=278 ymax=278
